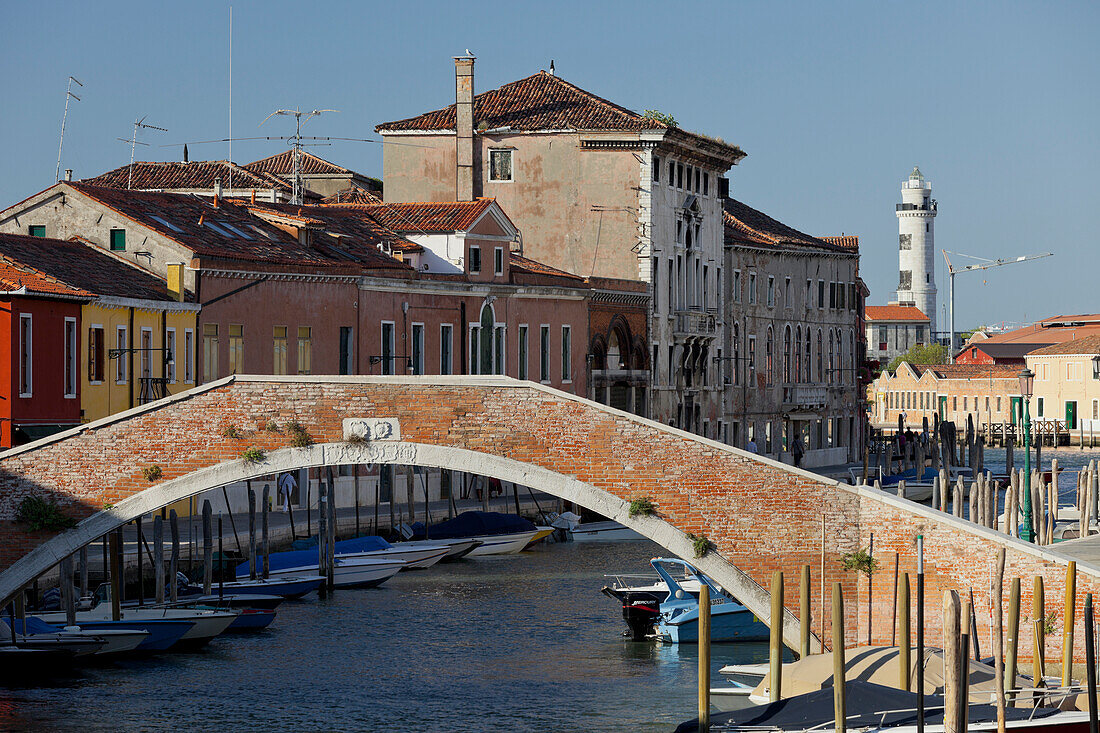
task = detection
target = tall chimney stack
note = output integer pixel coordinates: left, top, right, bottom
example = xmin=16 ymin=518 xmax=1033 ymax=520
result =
xmin=454 ymin=54 xmax=476 ymax=202
xmin=64 ymin=169 xmax=73 ymax=181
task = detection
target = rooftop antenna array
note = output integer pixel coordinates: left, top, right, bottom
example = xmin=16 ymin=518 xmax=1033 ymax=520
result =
xmin=118 ymin=117 xmax=168 ymax=189
xmin=260 ymin=108 xmax=338 ymax=204
xmin=55 ymin=76 xmax=83 ymax=182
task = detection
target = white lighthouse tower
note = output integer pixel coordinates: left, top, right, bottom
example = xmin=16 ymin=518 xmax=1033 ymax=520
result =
xmin=895 ymin=166 xmax=938 ymax=336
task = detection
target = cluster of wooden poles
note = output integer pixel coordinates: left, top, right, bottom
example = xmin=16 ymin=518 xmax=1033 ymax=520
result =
xmin=693 ymin=541 xmax=1100 ymax=733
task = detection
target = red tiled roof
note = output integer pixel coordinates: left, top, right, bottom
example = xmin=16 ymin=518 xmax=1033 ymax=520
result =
xmin=245 ymin=150 xmax=354 ymax=177
xmin=1029 ymin=335 xmax=1100 ymax=357
xmin=321 ymin=187 xmax=383 ymax=205
xmin=914 ymin=363 xmax=1020 ymax=379
xmin=378 ymin=71 xmax=657 ymax=133
xmin=348 ymin=199 xmax=498 ymax=234
xmin=69 ymin=183 xmax=342 ymax=268
xmin=865 ymin=305 xmax=929 ymax=322
xmin=0 ymin=233 xmax=181 ymax=301
xmin=252 ymin=203 xmax=422 ymax=262
xmin=820 ymin=235 xmax=859 ymax=251
xmin=82 ymin=160 xmax=292 ymax=193
xmin=723 ymin=199 xmax=844 ymax=252
xmin=0 ymin=257 xmax=92 ymax=299
xmin=509 ymin=253 xmax=583 ymax=281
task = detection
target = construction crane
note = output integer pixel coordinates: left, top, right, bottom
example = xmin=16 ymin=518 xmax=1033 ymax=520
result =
xmin=942 ymin=249 xmax=1053 ymax=354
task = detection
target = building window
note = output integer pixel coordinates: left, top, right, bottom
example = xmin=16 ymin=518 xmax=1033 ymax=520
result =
xmin=184 ymin=329 xmax=194 ymax=383
xmin=1037 ymin=397 xmax=1044 ymax=417
xmin=18 ymin=314 xmax=32 ymax=397
xmin=494 ymin=325 xmax=505 ymax=375
xmin=339 ymin=326 xmax=354 ymax=375
xmin=109 ymin=228 xmax=126 ymax=251
xmin=380 ymin=322 xmax=394 ymax=375
xmin=518 ymin=324 xmax=528 ymax=380
xmin=228 ymin=324 xmax=244 ymax=374
xmin=816 ymin=330 xmax=823 ymax=381
xmin=732 ymin=324 xmax=740 ymax=385
xmin=494 ymin=247 xmax=504 ymax=276
xmin=668 ymin=160 xmax=675 ymax=184
xmin=117 ymin=325 xmax=130 ymax=384
xmin=489 ymin=149 xmax=513 ymax=182
xmin=818 ymin=280 xmax=825 ymax=309
xmin=677 ymin=163 xmax=684 ymax=189
xmin=748 ymin=335 xmax=757 ymax=379
xmin=440 ymin=324 xmax=453 ymax=375
xmin=88 ymin=325 xmax=105 ymax=383
xmin=28 ymin=225 xmax=45 ymax=237
xmin=561 ymin=325 xmax=572 ymax=382
xmin=61 ymin=316 xmax=76 ymax=398
xmin=140 ymin=328 xmax=153 ymax=379
xmin=652 ymin=156 xmax=660 ymax=183
xmin=733 ymin=270 xmax=741 ymax=303
xmin=468 ymin=325 xmax=481 ymax=375
xmin=1093 ymin=399 xmax=1098 ymax=420
xmin=469 ymin=245 xmax=481 ymax=274
xmin=765 ymin=327 xmax=774 ymax=386
xmin=273 ymin=326 xmax=288 ymax=375
xmin=165 ymin=328 xmax=177 ymax=384
xmin=749 ymin=272 xmax=757 ymax=304
xmin=297 ymin=326 xmax=312 ymax=374
xmin=411 ymin=323 xmax=424 ymax=375
xmin=540 ymin=325 xmax=551 ymax=382
xmin=703 ymin=172 xmax=709 ymax=196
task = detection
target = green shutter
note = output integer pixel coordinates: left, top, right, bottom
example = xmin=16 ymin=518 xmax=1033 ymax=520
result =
xmin=110 ymin=229 xmax=126 ymax=251
xmin=28 ymin=225 xmax=45 ymax=237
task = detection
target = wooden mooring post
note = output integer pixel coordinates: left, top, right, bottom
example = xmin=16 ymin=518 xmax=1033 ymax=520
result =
xmin=1034 ymin=576 xmax=1046 ymax=686
xmin=943 ymin=589 xmax=962 ymax=733
xmin=153 ymin=515 xmax=165 ymax=604
xmin=832 ymin=583 xmax=846 ymax=733
xmin=248 ymin=486 xmax=257 ymax=581
xmin=169 ymin=510 xmax=179 ymax=603
xmin=202 ymin=500 xmax=213 ymax=595
xmin=698 ymin=584 xmax=711 ymax=733
xmin=799 ymin=565 xmax=811 ymax=659
xmin=1063 ymin=561 xmax=1077 ymax=689
xmin=262 ymin=485 xmax=270 ymax=580
xmin=1085 ymin=593 xmax=1098 ymax=733
xmin=59 ymin=555 xmax=75 ymax=629
xmin=1007 ymin=577 xmax=1021 ymax=706
xmin=899 ymin=571 xmax=911 ymax=691
xmin=770 ymin=571 xmax=783 ymax=702
xmin=109 ymin=529 xmax=122 ymax=621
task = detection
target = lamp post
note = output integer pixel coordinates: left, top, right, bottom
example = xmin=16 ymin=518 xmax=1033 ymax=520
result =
xmin=1019 ymin=368 xmax=1035 ymax=543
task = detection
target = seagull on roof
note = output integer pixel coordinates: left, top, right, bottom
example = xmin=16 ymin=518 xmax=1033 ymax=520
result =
xmin=466 ymin=49 xmax=473 ymax=56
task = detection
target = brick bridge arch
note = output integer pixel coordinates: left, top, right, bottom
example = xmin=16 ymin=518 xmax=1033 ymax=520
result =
xmin=1 ymin=376 xmax=1097 ymax=658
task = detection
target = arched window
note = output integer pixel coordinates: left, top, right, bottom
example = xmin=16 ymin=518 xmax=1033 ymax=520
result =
xmin=783 ymin=325 xmax=792 ymax=384
xmin=804 ymin=328 xmax=812 ymax=383
xmin=796 ymin=325 xmax=805 ymax=383
xmin=607 ymin=329 xmax=623 ymax=370
xmin=732 ymin=323 xmax=740 ymax=386
xmin=765 ymin=327 xmax=774 ymax=386
xmin=850 ymin=331 xmax=856 ymax=384
xmin=816 ymin=330 xmax=823 ymax=382
xmin=479 ymin=302 xmax=496 ymax=375
xmin=828 ymin=331 xmax=835 ymax=384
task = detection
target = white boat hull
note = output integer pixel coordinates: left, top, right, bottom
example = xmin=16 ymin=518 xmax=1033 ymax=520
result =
xmin=464 ymin=530 xmax=543 ymax=555
xmin=337 ymin=545 xmax=449 ymax=569
xmin=268 ymin=558 xmax=405 ymax=588
xmin=569 ymin=521 xmax=644 ymax=542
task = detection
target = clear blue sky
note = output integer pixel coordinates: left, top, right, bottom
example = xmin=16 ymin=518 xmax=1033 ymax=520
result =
xmin=4 ymin=1 xmax=1097 ymax=330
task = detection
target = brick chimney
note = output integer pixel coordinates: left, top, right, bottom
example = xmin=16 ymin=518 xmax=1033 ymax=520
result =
xmin=454 ymin=54 xmax=476 ymax=202
xmin=64 ymin=169 xmax=73 ymax=181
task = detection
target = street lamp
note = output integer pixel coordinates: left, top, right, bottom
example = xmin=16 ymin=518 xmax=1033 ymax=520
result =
xmin=1019 ymin=368 xmax=1035 ymax=542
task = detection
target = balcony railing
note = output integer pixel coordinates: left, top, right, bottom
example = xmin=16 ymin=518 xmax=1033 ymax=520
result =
xmin=138 ymin=377 xmax=169 ymax=405
xmin=896 ymin=201 xmax=937 ymax=212
xmin=674 ymin=310 xmax=717 ymax=338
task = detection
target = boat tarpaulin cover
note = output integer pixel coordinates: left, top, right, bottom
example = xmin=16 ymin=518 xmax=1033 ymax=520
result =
xmin=289 ymin=535 xmax=392 ymax=553
xmin=409 ymin=511 xmax=535 ymax=540
xmin=673 ymin=681 xmax=1058 ymax=732
xmin=3 ymin=616 xmax=66 ymax=634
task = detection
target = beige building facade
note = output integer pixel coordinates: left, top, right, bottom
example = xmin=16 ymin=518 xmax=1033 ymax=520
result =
xmin=870 ymin=361 xmax=1020 ymax=431
xmin=1026 ymin=335 xmax=1100 ymax=431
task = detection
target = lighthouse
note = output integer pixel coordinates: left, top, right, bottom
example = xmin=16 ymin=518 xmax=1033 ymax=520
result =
xmin=895 ymin=166 xmax=937 ymax=336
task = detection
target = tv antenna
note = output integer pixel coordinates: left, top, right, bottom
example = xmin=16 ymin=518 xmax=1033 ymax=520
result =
xmin=117 ymin=116 xmax=168 ymax=189
xmin=55 ymin=76 xmax=83 ymax=182
xmin=260 ymin=108 xmax=338 ymax=204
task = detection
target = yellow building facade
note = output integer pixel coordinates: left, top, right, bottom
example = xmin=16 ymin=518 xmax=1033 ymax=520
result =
xmin=80 ymin=297 xmax=200 ymax=423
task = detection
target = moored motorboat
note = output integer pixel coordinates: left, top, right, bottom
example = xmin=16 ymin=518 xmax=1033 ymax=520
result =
xmin=31 ymin=614 xmax=195 ymax=652
xmin=651 ymin=558 xmax=768 ymax=644
xmin=1 ymin=619 xmax=106 ymax=657
xmin=179 ymin=575 xmax=322 ymax=599
xmin=569 ymin=520 xmax=644 ymax=542
xmin=601 ymin=572 xmax=703 ymax=640
xmin=37 ymin=606 xmax=237 ymax=649
xmin=395 ymin=538 xmax=482 ymax=561
xmin=242 ymin=550 xmax=405 ymax=589
xmin=408 ymin=511 xmax=544 ymax=556
xmin=6 ymin=616 xmax=149 ymax=657
xmin=283 ymin=535 xmax=450 ymax=569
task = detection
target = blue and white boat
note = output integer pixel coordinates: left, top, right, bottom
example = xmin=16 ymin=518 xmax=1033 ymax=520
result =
xmin=651 ymin=558 xmax=769 ymax=644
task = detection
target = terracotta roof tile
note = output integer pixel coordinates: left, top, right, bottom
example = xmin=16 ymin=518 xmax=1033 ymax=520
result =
xmin=0 ymin=256 xmax=92 ymax=299
xmin=378 ymin=71 xmax=657 ymax=133
xmin=321 ymin=187 xmax=383 ymax=205
xmin=251 ymin=203 xmax=421 ymax=264
xmin=1029 ymin=335 xmax=1100 ymax=357
xmin=723 ymin=199 xmax=844 ymax=252
xmin=914 ymin=363 xmax=1020 ymax=379
xmin=347 ymin=199 xmax=497 ymax=234
xmin=865 ymin=305 xmax=930 ymax=322
xmin=245 ymin=150 xmax=354 ymax=177
xmin=0 ymin=233 xmax=181 ymax=301
xmin=82 ymin=160 xmax=293 ymax=193
xmin=820 ymin=235 xmax=859 ymax=251
xmin=509 ymin=253 xmax=583 ymax=281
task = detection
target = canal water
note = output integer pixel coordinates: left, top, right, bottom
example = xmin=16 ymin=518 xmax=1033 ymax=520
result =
xmin=0 ymin=540 xmax=769 ymax=732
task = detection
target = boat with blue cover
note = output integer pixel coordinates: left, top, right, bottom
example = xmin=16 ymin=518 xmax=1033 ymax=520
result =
xmin=29 ymin=612 xmax=195 ymax=652
xmin=408 ymin=511 xmax=544 ymax=555
xmin=178 ymin=575 xmax=322 ymax=600
xmin=289 ymin=534 xmax=449 ymax=569
xmin=651 ymin=558 xmax=769 ymax=644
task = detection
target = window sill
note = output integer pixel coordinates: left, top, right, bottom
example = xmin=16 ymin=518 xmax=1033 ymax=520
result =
xmin=562 ymin=379 xmax=572 ymax=385
xmin=116 ymin=381 xmax=128 ymax=386
xmin=64 ymin=394 xmax=77 ymax=400
xmin=89 ymin=380 xmax=103 ymax=386
xmin=18 ymin=392 xmax=32 ymax=399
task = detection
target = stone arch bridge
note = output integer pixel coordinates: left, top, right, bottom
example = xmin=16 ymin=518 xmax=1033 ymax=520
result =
xmin=0 ymin=375 xmax=1095 ymax=658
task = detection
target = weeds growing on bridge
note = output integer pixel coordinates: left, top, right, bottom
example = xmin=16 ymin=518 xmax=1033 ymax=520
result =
xmin=241 ymin=446 xmax=267 ymax=463
xmin=840 ymin=547 xmax=879 ymax=576
xmin=264 ymin=420 xmax=281 ymax=433
xmin=141 ymin=465 xmax=163 ymax=481
xmin=628 ymin=497 xmax=657 ymax=518
xmin=222 ymin=425 xmax=243 ymax=439
xmin=686 ymin=532 xmax=712 ymax=559
xmin=286 ymin=421 xmax=313 ymax=448
xmin=16 ymin=496 xmax=76 ymax=532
